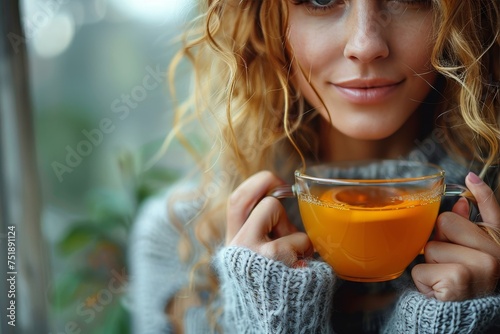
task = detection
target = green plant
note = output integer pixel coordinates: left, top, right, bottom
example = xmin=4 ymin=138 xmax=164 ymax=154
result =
xmin=51 ymin=148 xmax=180 ymax=333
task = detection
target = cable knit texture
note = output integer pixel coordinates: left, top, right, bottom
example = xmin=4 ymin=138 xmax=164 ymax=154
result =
xmin=213 ymin=246 xmax=336 ymax=334
xmin=128 ymin=136 xmax=500 ymax=333
xmin=129 ymin=189 xmax=500 ymax=334
xmin=383 ymin=291 xmax=500 ymax=334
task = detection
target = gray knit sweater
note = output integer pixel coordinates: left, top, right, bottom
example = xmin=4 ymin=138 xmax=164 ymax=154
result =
xmin=128 ymin=139 xmax=500 ymax=333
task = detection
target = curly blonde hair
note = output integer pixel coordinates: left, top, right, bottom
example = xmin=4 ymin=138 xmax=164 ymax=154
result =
xmin=164 ymin=0 xmax=500 ymax=330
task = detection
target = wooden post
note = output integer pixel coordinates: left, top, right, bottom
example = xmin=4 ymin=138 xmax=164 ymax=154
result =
xmin=0 ymin=0 xmax=50 ymax=333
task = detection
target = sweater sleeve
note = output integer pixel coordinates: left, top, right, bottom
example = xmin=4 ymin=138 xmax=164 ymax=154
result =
xmin=382 ymin=290 xmax=500 ymax=333
xmin=213 ymin=246 xmax=337 ymax=334
xmin=128 ymin=191 xmax=185 ymax=334
xmin=128 ymin=187 xmax=211 ymax=334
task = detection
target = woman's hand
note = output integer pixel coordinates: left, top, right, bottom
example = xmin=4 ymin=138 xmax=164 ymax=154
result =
xmin=226 ymin=171 xmax=313 ymax=267
xmin=412 ymin=172 xmax=500 ymax=301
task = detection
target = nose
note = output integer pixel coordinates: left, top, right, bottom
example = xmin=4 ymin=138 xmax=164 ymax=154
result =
xmin=343 ymin=5 xmax=390 ymax=63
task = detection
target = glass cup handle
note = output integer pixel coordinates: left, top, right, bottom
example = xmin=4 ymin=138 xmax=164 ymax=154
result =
xmin=444 ymin=184 xmax=476 ymax=205
xmin=267 ymin=184 xmax=296 ymax=199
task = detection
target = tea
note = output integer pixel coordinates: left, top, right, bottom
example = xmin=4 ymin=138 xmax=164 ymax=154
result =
xmin=298 ymin=185 xmax=441 ymax=282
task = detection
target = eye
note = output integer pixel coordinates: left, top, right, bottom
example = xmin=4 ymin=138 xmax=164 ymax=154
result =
xmin=291 ymin=0 xmax=341 ymax=13
xmin=292 ymin=0 xmax=336 ymax=5
xmin=311 ymin=0 xmax=335 ymax=5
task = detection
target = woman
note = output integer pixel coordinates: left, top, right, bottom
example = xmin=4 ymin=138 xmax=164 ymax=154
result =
xmin=129 ymin=1 xmax=500 ymax=333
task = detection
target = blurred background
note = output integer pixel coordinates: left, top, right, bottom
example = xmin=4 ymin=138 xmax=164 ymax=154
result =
xmin=1 ymin=0 xmax=196 ymax=332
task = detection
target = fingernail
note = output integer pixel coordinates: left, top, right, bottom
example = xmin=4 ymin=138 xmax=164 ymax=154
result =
xmin=467 ymin=172 xmax=483 ymax=184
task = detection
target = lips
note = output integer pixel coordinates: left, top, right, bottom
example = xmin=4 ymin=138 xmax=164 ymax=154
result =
xmin=332 ymin=78 xmax=404 ymax=104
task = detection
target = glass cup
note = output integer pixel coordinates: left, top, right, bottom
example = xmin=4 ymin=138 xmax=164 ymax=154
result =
xmin=269 ymin=160 xmax=475 ymax=282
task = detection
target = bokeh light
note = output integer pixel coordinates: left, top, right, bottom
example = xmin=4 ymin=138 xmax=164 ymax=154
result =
xmin=108 ymin=0 xmax=195 ymax=25
xmin=32 ymin=12 xmax=75 ymax=58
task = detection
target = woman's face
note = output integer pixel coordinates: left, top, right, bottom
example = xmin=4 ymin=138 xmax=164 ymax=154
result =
xmin=287 ymin=0 xmax=437 ymax=141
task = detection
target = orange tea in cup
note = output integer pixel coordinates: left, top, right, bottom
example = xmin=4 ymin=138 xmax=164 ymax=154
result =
xmin=298 ymin=185 xmax=441 ymax=282
xmin=268 ymin=160 xmax=474 ymax=282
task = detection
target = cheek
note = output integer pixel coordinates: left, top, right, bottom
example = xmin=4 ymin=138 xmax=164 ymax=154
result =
xmin=288 ymin=21 xmax=341 ymax=75
xmin=400 ymin=39 xmax=436 ymax=98
xmin=403 ymin=44 xmax=434 ymax=72
xmin=288 ymin=30 xmax=315 ymax=73
xmin=395 ymin=19 xmax=435 ymax=71
xmin=287 ymin=29 xmax=334 ymax=109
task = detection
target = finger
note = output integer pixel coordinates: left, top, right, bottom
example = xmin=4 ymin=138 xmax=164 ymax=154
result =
xmin=262 ymin=192 xmax=299 ymax=240
xmin=226 ymin=171 xmax=285 ymax=242
xmin=269 ymin=206 xmax=299 ymax=239
xmin=411 ymin=263 xmax=435 ymax=298
xmin=433 ymin=211 xmax=500 ymax=257
xmin=451 ymin=197 xmax=470 ymax=219
xmin=412 ymin=263 xmax=474 ymax=301
xmin=261 ymin=232 xmax=314 ymax=266
xmin=242 ymin=196 xmax=290 ymax=238
xmin=230 ymin=197 xmax=312 ymax=266
xmin=424 ymin=241 xmax=498 ymax=293
xmin=424 ymin=240 xmax=492 ymax=266
xmin=229 ymin=196 xmax=291 ymax=247
xmin=465 ymin=172 xmax=500 ymax=226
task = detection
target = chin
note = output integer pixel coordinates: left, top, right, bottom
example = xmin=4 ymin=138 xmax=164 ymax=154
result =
xmin=337 ymin=125 xmax=402 ymax=141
